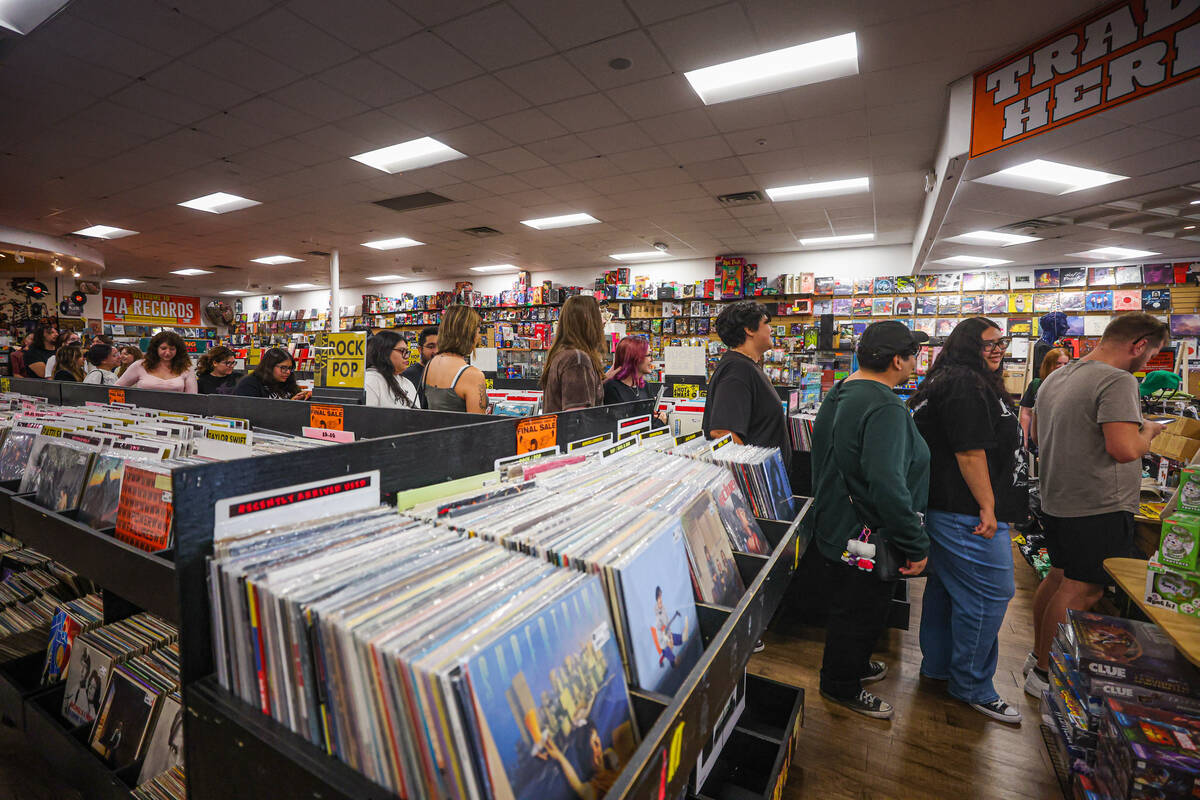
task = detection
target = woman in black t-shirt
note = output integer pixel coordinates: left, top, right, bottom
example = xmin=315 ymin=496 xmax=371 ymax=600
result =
xmin=24 ymin=324 xmax=58 ymax=378
xmin=909 ymin=317 xmax=1027 ymax=725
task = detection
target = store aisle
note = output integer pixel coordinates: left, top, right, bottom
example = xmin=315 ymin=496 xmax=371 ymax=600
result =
xmin=753 ymin=542 xmax=1060 ymax=800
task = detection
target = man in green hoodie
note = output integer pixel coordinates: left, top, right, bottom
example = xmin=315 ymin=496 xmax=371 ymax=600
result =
xmin=806 ymin=320 xmax=931 ymax=720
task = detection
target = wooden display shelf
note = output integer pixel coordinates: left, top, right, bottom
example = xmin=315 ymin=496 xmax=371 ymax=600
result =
xmin=1104 ymin=557 xmax=1200 ymax=667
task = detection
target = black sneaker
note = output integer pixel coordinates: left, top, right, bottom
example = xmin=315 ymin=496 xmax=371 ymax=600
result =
xmin=820 ymin=688 xmax=894 ymax=719
xmin=970 ymin=698 xmax=1022 ymax=724
xmin=861 ymin=660 xmax=888 ymax=684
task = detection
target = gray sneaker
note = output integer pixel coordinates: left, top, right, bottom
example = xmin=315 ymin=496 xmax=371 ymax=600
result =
xmin=1023 ymin=668 xmax=1049 ymax=699
xmin=1022 ymin=652 xmax=1037 ymax=677
xmin=820 ymin=688 xmax=894 ymax=719
xmin=861 ymin=660 xmax=888 ymax=684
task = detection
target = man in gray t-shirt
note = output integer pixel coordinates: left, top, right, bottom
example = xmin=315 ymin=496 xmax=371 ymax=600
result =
xmin=1025 ymin=313 xmax=1167 ymax=699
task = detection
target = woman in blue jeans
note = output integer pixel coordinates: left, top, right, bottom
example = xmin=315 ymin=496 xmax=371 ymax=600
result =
xmin=910 ymin=317 xmax=1028 ymax=723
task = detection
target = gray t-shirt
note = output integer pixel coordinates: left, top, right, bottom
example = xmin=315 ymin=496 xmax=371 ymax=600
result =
xmin=1035 ymin=359 xmax=1142 ymax=517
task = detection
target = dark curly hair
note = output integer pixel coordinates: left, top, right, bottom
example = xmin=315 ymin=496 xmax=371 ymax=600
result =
xmin=909 ymin=316 xmax=1008 ymax=408
xmin=142 ymin=331 xmax=192 ymax=376
xmin=715 ymin=301 xmax=770 ymax=348
xmin=251 ymin=347 xmax=301 ymax=396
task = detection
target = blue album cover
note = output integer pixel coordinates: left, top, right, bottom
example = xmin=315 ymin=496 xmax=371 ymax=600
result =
xmin=1143 ymin=289 xmax=1171 ymax=311
xmin=464 ymin=577 xmax=635 ymax=800
xmin=960 ymin=295 xmax=983 ymax=314
xmin=873 ymin=277 xmax=894 ymax=295
xmin=618 ymin=523 xmax=701 ymax=696
xmin=1035 ymin=268 xmax=1060 ymax=288
xmin=832 ymin=298 xmax=851 ymax=315
xmin=1086 ymin=291 xmax=1113 ymax=311
xmin=763 ymin=450 xmax=797 ymax=521
xmin=1065 ymin=315 xmax=1085 ymax=336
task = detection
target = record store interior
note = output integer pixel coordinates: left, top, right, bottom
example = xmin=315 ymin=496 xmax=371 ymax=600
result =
xmin=3 ymin=1 xmax=1200 ymax=799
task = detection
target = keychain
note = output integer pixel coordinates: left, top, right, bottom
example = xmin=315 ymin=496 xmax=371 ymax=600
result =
xmin=840 ymin=527 xmax=877 ymax=571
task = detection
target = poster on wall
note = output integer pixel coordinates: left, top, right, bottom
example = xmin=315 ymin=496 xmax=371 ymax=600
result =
xmin=102 ymin=290 xmax=202 ymax=326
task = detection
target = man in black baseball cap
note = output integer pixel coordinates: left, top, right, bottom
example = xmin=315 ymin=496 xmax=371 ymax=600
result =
xmin=857 ymin=320 xmax=929 ymax=363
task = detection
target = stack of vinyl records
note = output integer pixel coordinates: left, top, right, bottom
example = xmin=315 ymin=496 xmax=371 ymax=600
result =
xmin=131 ymin=765 xmax=185 ymax=800
xmin=0 ymin=554 xmax=94 ymax=661
xmin=704 ymin=444 xmax=796 ymax=522
xmin=209 ymin=508 xmax=639 ymax=800
xmin=41 ymin=593 xmax=104 ymax=685
xmin=787 ymin=412 xmax=816 ymax=452
xmin=89 ymin=642 xmax=181 ymax=771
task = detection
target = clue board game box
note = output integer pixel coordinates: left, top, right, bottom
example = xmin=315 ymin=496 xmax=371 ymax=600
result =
xmin=1068 ymin=610 xmax=1200 ymax=698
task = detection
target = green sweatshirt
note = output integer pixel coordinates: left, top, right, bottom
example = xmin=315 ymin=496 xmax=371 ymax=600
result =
xmin=804 ymin=380 xmax=931 ymax=564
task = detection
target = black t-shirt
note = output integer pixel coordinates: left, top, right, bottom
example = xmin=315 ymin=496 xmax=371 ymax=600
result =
xmin=603 ymin=378 xmax=650 ymax=405
xmin=25 ymin=346 xmax=53 ymax=376
xmin=53 ymin=369 xmax=78 ymax=382
xmin=702 ymin=351 xmax=790 ymax=468
xmin=1019 ymin=378 xmax=1042 ymax=409
xmin=234 ymin=374 xmax=291 ymax=399
xmin=912 ymin=373 xmax=1027 ymax=522
xmin=197 ymin=372 xmax=238 ymax=395
xmin=401 ymin=362 xmax=427 ymax=408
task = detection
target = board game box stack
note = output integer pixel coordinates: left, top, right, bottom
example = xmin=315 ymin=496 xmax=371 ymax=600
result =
xmin=1147 ymin=466 xmax=1200 ymax=615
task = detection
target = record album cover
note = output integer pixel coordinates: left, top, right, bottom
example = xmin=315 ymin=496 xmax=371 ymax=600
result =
xmin=915 ymin=275 xmax=939 ymax=293
xmin=894 ymin=276 xmax=915 ymax=293
xmin=1059 ymin=268 xmax=1087 ymax=288
xmin=1060 ymin=292 xmax=1084 ymax=312
xmin=62 ymin=640 xmax=108 ymax=726
xmin=871 ymin=298 xmax=893 ymax=316
xmin=913 ymin=318 xmax=936 ymax=336
xmin=139 ymin=694 xmax=183 ymax=785
xmin=983 ymin=294 xmax=1007 ymax=315
xmin=833 ymin=278 xmax=853 ymax=296
xmin=1143 ymin=289 xmax=1171 ymax=311
xmin=680 ymin=495 xmax=744 ymax=607
xmin=936 ymin=273 xmax=961 ymax=292
xmin=90 ymin=666 xmax=159 ymax=768
xmin=1086 ymin=291 xmax=1113 ymax=311
xmin=813 ymin=300 xmax=832 ymax=316
xmin=852 ymin=278 xmax=873 ymax=295
xmin=1010 ymin=270 xmax=1035 ymax=290
xmin=916 ymin=297 xmax=938 ymax=315
xmin=814 ymin=277 xmax=834 ymax=295
xmin=960 ymin=295 xmax=983 ymax=315
xmin=893 ymin=296 xmax=914 ymax=315
xmin=1088 ymin=267 xmax=1115 ymax=286
xmin=851 ymin=298 xmax=871 ymax=317
xmin=713 ymin=480 xmax=768 ymax=555
xmin=935 ymin=318 xmax=956 ymax=337
xmin=114 ymin=465 xmax=174 ymax=552
xmin=78 ymin=455 xmax=126 ymax=530
xmin=961 ymin=272 xmax=985 ymax=291
xmin=985 ymin=271 xmax=1009 ymax=291
xmin=1034 ymin=268 xmax=1060 ymax=288
xmin=1034 ymin=292 xmax=1058 ymax=312
xmin=1008 ymin=293 xmax=1033 ymax=313
xmin=872 ymin=277 xmax=894 ymax=295
xmin=831 ymin=298 xmax=851 ymax=315
xmin=938 ymin=295 xmax=960 ymax=314
xmin=1113 ymin=290 xmax=1142 ymax=311
xmin=1009 ymin=318 xmax=1033 ymax=336
xmin=1115 ymin=265 xmax=1142 ymax=285
xmin=1142 ymin=263 xmax=1173 ymax=284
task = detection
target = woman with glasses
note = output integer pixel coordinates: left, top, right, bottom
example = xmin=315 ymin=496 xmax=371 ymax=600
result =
xmin=195 ymin=346 xmax=240 ymax=395
xmin=363 ymin=330 xmax=418 ymax=408
xmin=234 ymin=347 xmax=311 ymax=400
xmin=909 ymin=317 xmax=1027 ymax=724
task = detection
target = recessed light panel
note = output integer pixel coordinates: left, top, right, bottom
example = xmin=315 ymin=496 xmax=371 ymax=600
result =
xmin=362 ymin=237 xmax=424 ymax=250
xmin=106 ymin=278 xmax=143 ymax=285
xmin=170 ymin=268 xmax=213 ymax=276
xmin=974 ymin=159 xmax=1126 ymax=195
xmin=609 ymin=251 xmax=670 ymax=261
xmin=350 ymin=137 xmax=467 ymax=174
xmin=520 ymin=213 xmax=600 ymax=230
xmin=766 ymin=177 xmax=869 ymax=202
xmin=931 ymin=255 xmax=1012 ymax=267
xmin=284 ymin=283 xmax=319 ymax=289
xmin=685 ymin=32 xmax=859 ymax=105
xmin=470 ymin=264 xmax=520 ymax=273
xmin=220 ymin=290 xmax=248 ymax=295
xmin=251 ymin=255 xmax=303 ymax=265
xmin=944 ymin=230 xmax=1041 ymax=246
xmin=1068 ymin=247 xmax=1160 ymax=259
xmin=73 ymin=225 xmax=138 ymax=239
xmin=366 ymin=275 xmax=411 ymax=282
xmin=798 ymin=233 xmax=875 ymax=246
xmin=178 ymin=192 xmax=261 ymax=214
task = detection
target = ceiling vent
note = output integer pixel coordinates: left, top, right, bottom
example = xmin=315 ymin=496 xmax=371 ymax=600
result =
xmin=996 ymin=218 xmax=1064 ymax=235
xmin=305 ymin=250 xmax=330 ymax=257
xmin=374 ymin=191 xmax=452 ymax=213
xmin=204 ymin=264 xmax=239 ymax=270
xmin=462 ymin=225 xmax=503 ymax=237
xmin=717 ymin=190 xmax=765 ymax=207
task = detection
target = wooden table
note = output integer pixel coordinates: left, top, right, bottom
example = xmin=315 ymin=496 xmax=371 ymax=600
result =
xmin=1104 ymin=557 xmax=1200 ymax=667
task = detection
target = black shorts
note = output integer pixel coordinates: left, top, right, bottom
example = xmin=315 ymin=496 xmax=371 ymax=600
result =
xmin=1043 ymin=510 xmax=1135 ymax=585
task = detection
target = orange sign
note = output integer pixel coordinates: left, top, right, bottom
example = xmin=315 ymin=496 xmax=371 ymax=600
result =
xmin=107 ymin=388 xmax=126 ymax=404
xmin=102 ymin=288 xmax=202 ymax=325
xmin=515 ymin=414 xmax=557 ymax=454
xmin=970 ymin=1 xmax=1200 ymax=157
xmin=309 ymin=404 xmax=344 ymax=431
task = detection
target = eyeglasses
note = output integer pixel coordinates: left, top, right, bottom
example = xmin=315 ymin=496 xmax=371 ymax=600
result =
xmin=393 ymin=347 xmax=408 ymax=353
xmin=982 ymin=337 xmax=1011 ymax=352
xmin=276 ymin=364 xmax=294 ymax=372
xmin=221 ymin=359 xmax=236 ymax=366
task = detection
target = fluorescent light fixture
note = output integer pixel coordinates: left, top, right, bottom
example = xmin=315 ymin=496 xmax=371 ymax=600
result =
xmin=170 ymin=268 xmax=212 ymax=276
xmin=520 ymin=213 xmax=600 ymax=230
xmin=944 ymin=230 xmax=1041 ymax=247
xmin=684 ymin=32 xmax=859 ymax=105
xmin=350 ymin=137 xmax=466 ymax=174
xmin=974 ymin=159 xmax=1126 ymax=195
xmin=470 ymin=264 xmax=520 ymax=273
xmin=931 ymin=255 xmax=1012 ymax=267
xmin=0 ymin=0 xmax=70 ymax=35
xmin=178 ymin=192 xmax=261 ymax=214
xmin=361 ymin=236 xmax=424 ymax=250
xmin=106 ymin=278 xmax=143 ymax=285
xmin=72 ymin=225 xmax=138 ymax=239
xmin=798 ymin=233 xmax=875 ymax=246
xmin=1186 ymin=225 xmax=1197 ymax=230
xmin=1069 ymin=247 xmax=1160 ymax=259
xmin=1191 ymin=200 xmax=1200 ymax=205
xmin=251 ymin=255 xmax=303 ymax=265
xmin=284 ymin=283 xmax=319 ymax=289
xmin=766 ymin=177 xmax=868 ymax=202
xmin=219 ymin=290 xmax=248 ymax=295
xmin=609 ymin=251 xmax=671 ymax=261
xmin=366 ymin=274 xmax=411 ymax=282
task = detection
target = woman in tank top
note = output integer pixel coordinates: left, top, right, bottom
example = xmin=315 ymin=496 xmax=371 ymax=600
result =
xmin=421 ymin=304 xmax=489 ymax=414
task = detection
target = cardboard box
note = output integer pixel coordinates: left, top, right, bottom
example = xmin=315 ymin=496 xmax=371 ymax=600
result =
xmin=1160 ymin=512 xmax=1200 ymax=572
xmin=1151 ymin=432 xmax=1200 ymax=463
xmin=1166 ymin=416 xmax=1200 ymax=439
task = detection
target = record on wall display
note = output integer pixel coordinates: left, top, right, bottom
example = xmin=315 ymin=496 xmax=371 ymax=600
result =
xmin=1113 ymin=289 xmax=1141 ymax=310
xmin=1034 ymin=268 xmax=1060 ymax=288
xmin=872 ymin=277 xmax=894 ymax=295
xmin=1059 ymin=292 xmax=1085 ymax=312
xmin=915 ymin=275 xmax=939 ymax=293
xmin=1059 ymin=268 xmax=1086 ymax=288
xmin=916 ymin=297 xmax=938 ymax=315
xmin=1115 ymin=265 xmax=1142 ymax=285
xmin=894 ymin=276 xmax=915 ymax=293
xmin=983 ymin=294 xmax=1007 ymax=315
xmin=1008 ymin=293 xmax=1033 ymax=313
xmin=1142 ymin=263 xmax=1173 ymax=284
xmin=960 ymin=295 xmax=983 ymax=315
xmin=984 ymin=271 xmax=1010 ymax=291
xmin=1088 ymin=267 xmax=1115 ymax=286
xmin=936 ymin=273 xmax=962 ymax=292
xmin=871 ymin=298 xmax=893 ymax=316
xmin=1086 ymin=291 xmax=1114 ymax=311
xmin=1142 ymin=289 xmax=1170 ymax=311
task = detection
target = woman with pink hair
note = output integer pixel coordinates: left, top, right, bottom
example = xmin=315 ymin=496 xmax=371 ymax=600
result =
xmin=603 ymin=336 xmax=654 ymax=404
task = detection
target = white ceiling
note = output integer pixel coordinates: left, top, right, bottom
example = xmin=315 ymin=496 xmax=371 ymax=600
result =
xmin=0 ymin=0 xmax=1111 ymax=293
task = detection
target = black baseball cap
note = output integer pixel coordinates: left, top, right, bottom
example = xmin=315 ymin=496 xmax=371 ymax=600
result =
xmin=858 ymin=320 xmax=929 ymax=356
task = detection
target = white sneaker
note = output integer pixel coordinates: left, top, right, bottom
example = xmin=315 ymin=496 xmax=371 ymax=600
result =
xmin=1022 ymin=652 xmax=1037 ymax=677
xmin=971 ymin=698 xmax=1022 ymax=724
xmin=1023 ymin=668 xmax=1049 ymax=699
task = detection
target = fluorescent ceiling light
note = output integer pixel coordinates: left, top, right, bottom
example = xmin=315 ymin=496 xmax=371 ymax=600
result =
xmin=931 ymin=255 xmax=1012 ymax=267
xmin=0 ymin=0 xmax=70 ymax=35
xmin=366 ymin=274 xmax=411 ymax=282
xmin=944 ymin=230 xmax=1041 ymax=246
xmin=974 ymin=159 xmax=1126 ymax=195
xmin=609 ymin=251 xmax=671 ymax=261
xmin=766 ymin=177 xmax=869 ymax=202
xmin=520 ymin=213 xmax=600 ymax=230
xmin=798 ymin=233 xmax=875 ymax=246
xmin=219 ymin=290 xmax=248 ymax=295
xmin=178 ymin=192 xmax=261 ymax=214
xmin=362 ymin=236 xmax=424 ymax=250
xmin=284 ymin=283 xmax=319 ymax=289
xmin=685 ymin=32 xmax=859 ymax=105
xmin=73 ymin=225 xmax=138 ymax=239
xmin=251 ymin=255 xmax=303 ymax=265
xmin=470 ymin=264 xmax=520 ymax=273
xmin=170 ymin=268 xmax=212 ymax=276
xmin=106 ymin=278 xmax=143 ymax=285
xmin=1191 ymin=200 xmax=1200 ymax=205
xmin=350 ymin=137 xmax=467 ymax=174
xmin=1069 ymin=247 xmax=1160 ymax=259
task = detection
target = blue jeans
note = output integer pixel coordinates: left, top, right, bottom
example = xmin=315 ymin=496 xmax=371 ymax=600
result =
xmin=919 ymin=509 xmax=1015 ymax=704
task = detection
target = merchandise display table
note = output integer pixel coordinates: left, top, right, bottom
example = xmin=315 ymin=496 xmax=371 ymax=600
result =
xmin=1104 ymin=557 xmax=1200 ymax=667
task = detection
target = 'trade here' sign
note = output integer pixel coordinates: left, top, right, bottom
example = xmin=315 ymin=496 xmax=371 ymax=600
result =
xmin=315 ymin=331 xmax=366 ymax=389
xmin=103 ymin=289 xmax=202 ymax=325
xmin=971 ymin=1 xmax=1200 ymax=157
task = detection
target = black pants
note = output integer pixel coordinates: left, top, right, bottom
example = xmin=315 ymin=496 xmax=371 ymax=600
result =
xmin=819 ymin=557 xmax=898 ymax=699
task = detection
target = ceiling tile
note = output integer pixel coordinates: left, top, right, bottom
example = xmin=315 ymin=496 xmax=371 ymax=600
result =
xmin=40 ymin=14 xmax=174 ymax=79
xmin=70 ymin=0 xmax=217 ymax=52
xmin=334 ymin=109 xmax=422 ymax=148
xmin=560 ymin=157 xmax=624 ymax=180
xmin=606 ymin=75 xmax=703 ymax=120
xmin=437 ymin=123 xmax=515 ymax=155
xmin=663 ymin=135 xmax=735 ymax=164
xmin=110 ymin=82 xmax=216 ymax=126
xmin=233 ymin=8 xmax=359 ymax=74
xmin=565 ymin=30 xmax=674 ymax=90
xmin=228 ymin=96 xmax=325 ymax=138
xmin=577 ymin=123 xmax=656 ymax=155
xmin=399 ymin=0 xmax=494 ymax=27
xmin=478 ymin=147 xmax=551 ymax=173
xmin=382 ymin=94 xmax=474 ymax=134
xmin=475 ymin=174 xmax=536 ymax=195
xmin=495 ymin=56 xmax=597 ymax=105
xmin=542 ymin=93 xmax=630 ymax=133
xmin=287 ymin=0 xmax=421 ymax=51
xmin=511 ymin=166 xmax=576 ymax=189
xmin=607 ymin=146 xmax=676 ymax=173
xmin=372 ymin=32 xmax=484 ymax=91
xmin=637 ymin=109 xmax=720 ymax=145
xmin=625 ymin=0 xmax=728 ymax=26
xmin=706 ymin=94 xmax=792 ymax=132
xmin=436 ymin=76 xmax=531 ymax=120
xmin=486 ymin=109 xmax=570 ymax=145
xmin=185 ymin=38 xmax=304 ymax=95
xmin=144 ymin=62 xmax=257 ymax=112
xmin=436 ymin=5 xmax=554 ymax=70
xmin=511 ymin=0 xmax=639 ymax=49
xmin=686 ymin=158 xmax=752 ymax=182
xmin=271 ymin=78 xmax=372 ymax=124
xmin=647 ymin=2 xmax=757 ymax=72
xmin=318 ymin=57 xmax=423 ymax=108
xmin=524 ymin=135 xmax=600 ymax=164
xmin=723 ymin=123 xmax=796 ymax=155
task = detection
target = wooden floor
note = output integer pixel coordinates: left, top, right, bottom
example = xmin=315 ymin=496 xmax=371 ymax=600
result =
xmin=751 ymin=542 xmax=1063 ymax=800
